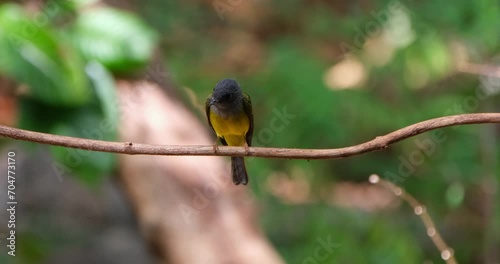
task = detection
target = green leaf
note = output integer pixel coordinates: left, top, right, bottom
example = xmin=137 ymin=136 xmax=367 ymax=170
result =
xmin=0 ymin=3 xmax=91 ymax=106
xmin=71 ymin=8 xmax=158 ymax=72
xmin=86 ymin=62 xmax=119 ymax=127
xmin=64 ymin=0 xmax=99 ymax=11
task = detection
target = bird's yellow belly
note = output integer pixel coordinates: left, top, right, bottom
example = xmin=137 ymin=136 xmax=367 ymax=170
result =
xmin=209 ymin=111 xmax=249 ymax=146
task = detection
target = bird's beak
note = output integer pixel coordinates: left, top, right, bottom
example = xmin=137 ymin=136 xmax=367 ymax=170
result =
xmin=209 ymin=98 xmax=217 ymax=106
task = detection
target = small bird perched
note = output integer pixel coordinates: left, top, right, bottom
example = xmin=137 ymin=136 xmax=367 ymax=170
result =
xmin=205 ymin=79 xmax=254 ymax=185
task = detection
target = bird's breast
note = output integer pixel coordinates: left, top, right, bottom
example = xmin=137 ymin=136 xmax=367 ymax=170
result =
xmin=209 ymin=106 xmax=249 ymax=146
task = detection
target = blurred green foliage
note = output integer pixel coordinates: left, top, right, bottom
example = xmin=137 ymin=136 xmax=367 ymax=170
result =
xmin=139 ymin=0 xmax=499 ymax=263
xmin=1 ymin=0 xmax=499 ymax=263
xmin=71 ymin=8 xmax=157 ymax=72
xmin=0 ymin=4 xmax=90 ymax=106
xmin=0 ymin=2 xmax=157 ymax=183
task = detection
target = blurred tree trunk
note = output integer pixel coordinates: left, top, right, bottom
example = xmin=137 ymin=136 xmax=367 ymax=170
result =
xmin=116 ymin=80 xmax=284 ymax=264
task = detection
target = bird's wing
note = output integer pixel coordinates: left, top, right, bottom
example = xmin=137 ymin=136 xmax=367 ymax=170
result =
xmin=205 ymin=96 xmax=214 ymax=131
xmin=243 ymin=92 xmax=254 ymax=146
xmin=205 ymin=95 xmax=228 ymax=146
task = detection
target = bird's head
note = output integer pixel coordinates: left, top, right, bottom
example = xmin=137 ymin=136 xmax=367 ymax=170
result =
xmin=209 ymin=78 xmax=243 ymax=109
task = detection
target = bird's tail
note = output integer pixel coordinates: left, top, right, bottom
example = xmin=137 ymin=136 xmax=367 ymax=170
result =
xmin=231 ymin=157 xmax=248 ymax=185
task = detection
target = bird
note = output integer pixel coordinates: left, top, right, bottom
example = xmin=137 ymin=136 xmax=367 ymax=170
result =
xmin=205 ymin=78 xmax=254 ymax=185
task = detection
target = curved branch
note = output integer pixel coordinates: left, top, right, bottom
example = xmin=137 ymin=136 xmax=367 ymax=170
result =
xmin=1 ymin=113 xmax=499 ymax=159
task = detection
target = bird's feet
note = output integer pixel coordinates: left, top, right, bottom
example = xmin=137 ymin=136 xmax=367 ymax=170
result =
xmin=244 ymin=142 xmax=250 ymax=156
xmin=212 ymin=141 xmax=220 ymax=154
